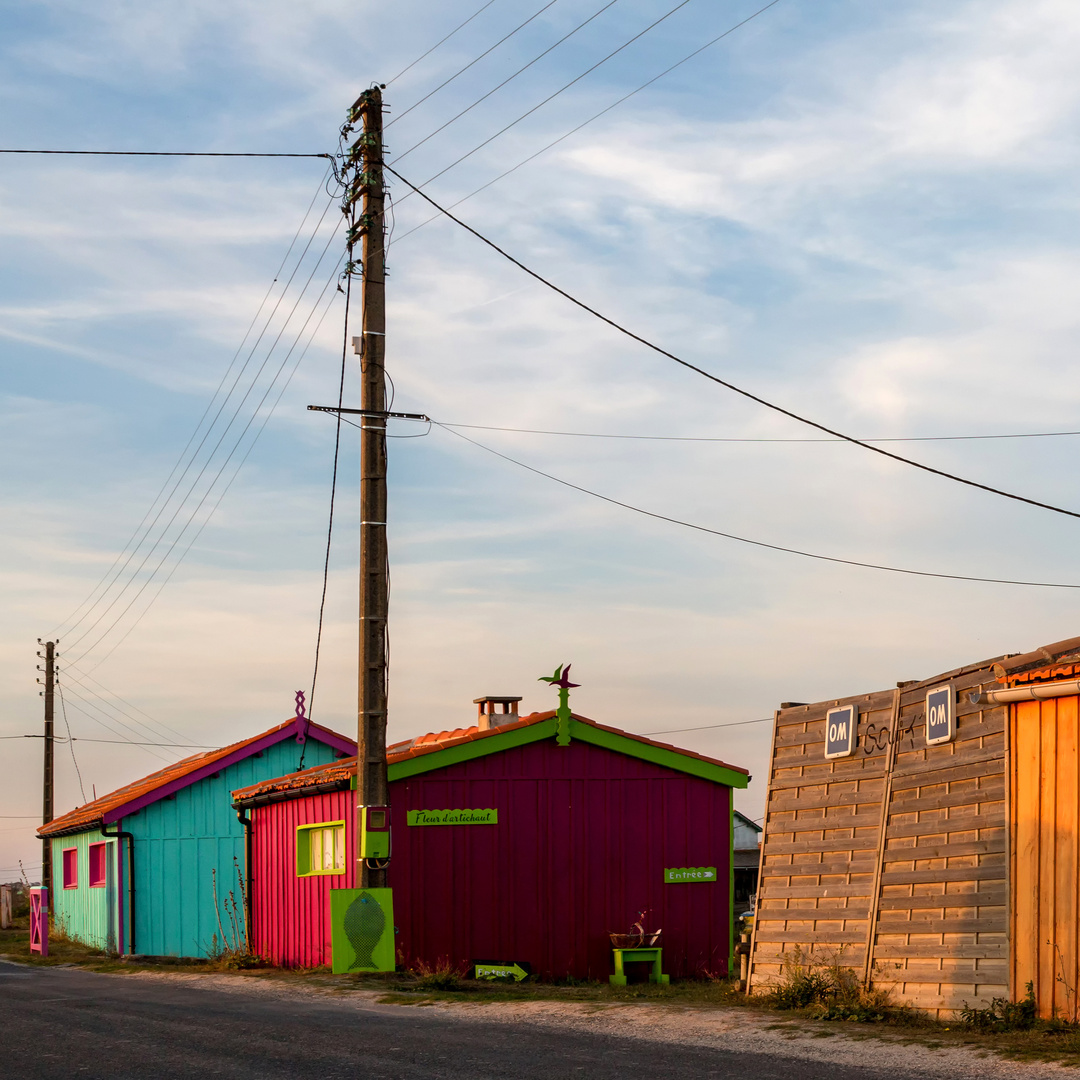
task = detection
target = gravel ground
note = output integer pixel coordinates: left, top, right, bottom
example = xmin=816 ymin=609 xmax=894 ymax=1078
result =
xmin=123 ymin=971 xmax=1078 ymax=1079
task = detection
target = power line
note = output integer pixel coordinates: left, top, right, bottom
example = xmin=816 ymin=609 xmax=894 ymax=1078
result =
xmin=66 ymin=220 xmax=345 ymax=665
xmin=390 ymin=167 xmax=1080 ymax=524
xmin=82 ymin=257 xmax=346 ymax=672
xmin=641 ymin=717 xmax=772 ymax=735
xmin=394 ymin=0 xmax=623 ymax=161
xmin=59 ymin=199 xmax=341 ymax=652
xmin=433 ymin=422 xmax=1080 ymax=589
xmin=388 ymin=0 xmax=560 ymax=127
xmin=307 ymin=264 xmax=353 ymax=739
xmin=0 ymin=150 xmax=330 ymax=158
xmin=437 ymin=421 xmax=1080 ymax=444
xmin=55 ymin=675 xmax=87 ymax=804
xmin=12 ymin=736 xmax=217 ymax=748
xmin=393 ymin=0 xmax=697 ymax=201
xmin=50 ymin=173 xmax=334 ymax=641
xmin=61 ymin=661 xmax=192 ymax=744
xmin=386 ymin=0 xmax=503 ymax=86
xmin=391 ymin=0 xmax=784 ymax=245
xmin=58 ymin=692 xmax=173 ymax=763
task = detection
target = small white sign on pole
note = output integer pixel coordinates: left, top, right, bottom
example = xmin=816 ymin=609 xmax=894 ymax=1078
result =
xmin=824 ymin=704 xmax=858 ymax=759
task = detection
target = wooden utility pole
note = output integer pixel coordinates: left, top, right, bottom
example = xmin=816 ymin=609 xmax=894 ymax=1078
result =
xmin=40 ymin=640 xmax=55 ymax=892
xmin=348 ymin=86 xmax=389 ymax=889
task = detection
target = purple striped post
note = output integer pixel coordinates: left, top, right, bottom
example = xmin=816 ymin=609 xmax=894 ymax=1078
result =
xmin=30 ymin=886 xmax=48 ymax=957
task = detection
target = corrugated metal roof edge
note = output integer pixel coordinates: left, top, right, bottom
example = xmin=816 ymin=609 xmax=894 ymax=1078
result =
xmin=231 ymin=710 xmax=750 ymax=807
xmin=39 ymin=717 xmax=355 ymax=838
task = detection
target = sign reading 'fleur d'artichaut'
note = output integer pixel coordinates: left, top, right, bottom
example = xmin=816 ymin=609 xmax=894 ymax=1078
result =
xmin=406 ymin=809 xmax=498 ymax=826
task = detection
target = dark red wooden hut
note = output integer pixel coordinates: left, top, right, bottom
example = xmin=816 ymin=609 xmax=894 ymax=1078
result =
xmin=232 ymin=701 xmax=748 ymax=981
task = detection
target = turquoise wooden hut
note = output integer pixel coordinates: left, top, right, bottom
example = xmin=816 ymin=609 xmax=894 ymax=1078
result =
xmin=38 ymin=715 xmax=354 ymax=957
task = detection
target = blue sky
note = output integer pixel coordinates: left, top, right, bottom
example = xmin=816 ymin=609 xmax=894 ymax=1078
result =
xmin=3 ymin=0 xmax=1080 ymax=878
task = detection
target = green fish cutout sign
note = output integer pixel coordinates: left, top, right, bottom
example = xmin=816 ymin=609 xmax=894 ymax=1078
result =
xmin=344 ymin=892 xmax=385 ymax=969
xmin=330 ymin=888 xmax=394 ymax=973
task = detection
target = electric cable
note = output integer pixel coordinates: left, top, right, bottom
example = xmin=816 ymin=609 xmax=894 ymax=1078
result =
xmin=433 ymin=422 xmax=1080 ymax=589
xmin=66 ymin=219 xmax=345 ymax=663
xmin=71 ymin=248 xmax=345 ymax=666
xmin=82 ymin=258 xmax=347 ymax=672
xmin=0 ymin=150 xmax=330 ymax=158
xmin=62 ymin=200 xmax=340 ymax=645
xmin=62 ymin=661 xmax=192 ymax=742
xmin=390 ymin=166 xmax=1080 ymax=523
xmin=392 ymin=0 xmax=697 ymax=202
xmin=57 ymin=678 xmax=171 ymax=750
xmin=304 ymin=266 xmax=353 ymax=771
xmin=386 ymin=0 xmax=503 ymax=86
xmin=60 ymin=662 xmax=190 ymax=744
xmin=437 ymin=421 xmax=1080 ymax=444
xmin=393 ymin=0 xmax=623 ymax=162
xmin=387 ymin=0 xmax=561 ymax=129
xmin=50 ymin=171 xmax=334 ymax=639
xmin=389 ymin=0 xmax=785 ymax=244
xmin=55 ymin=673 xmax=87 ymax=803
xmin=58 ymin=687 xmax=174 ymax=762
xmin=53 ymin=182 xmax=339 ymax=642
xmin=641 ymin=717 xmax=772 ymax=735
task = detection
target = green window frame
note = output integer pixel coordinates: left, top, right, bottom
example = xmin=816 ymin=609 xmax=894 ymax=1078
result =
xmin=296 ymin=820 xmax=346 ymax=877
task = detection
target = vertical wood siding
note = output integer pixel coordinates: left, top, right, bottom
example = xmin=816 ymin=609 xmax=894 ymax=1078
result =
xmin=749 ymin=659 xmax=1008 ymax=1017
xmin=1011 ymin=692 xmax=1080 ymax=1018
xmin=49 ymin=831 xmax=119 ymax=951
xmin=251 ymin=737 xmax=734 ymax=979
xmin=126 ymin=736 xmax=341 ymax=957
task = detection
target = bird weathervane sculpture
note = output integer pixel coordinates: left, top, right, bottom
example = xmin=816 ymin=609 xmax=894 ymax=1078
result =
xmin=539 ymin=664 xmax=579 ymax=746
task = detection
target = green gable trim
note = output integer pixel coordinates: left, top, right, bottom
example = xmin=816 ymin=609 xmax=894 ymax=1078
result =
xmin=387 ymin=718 xmax=558 ymax=780
xmin=385 ymin=715 xmax=747 ymax=788
xmin=569 ymin=719 xmax=749 ymax=788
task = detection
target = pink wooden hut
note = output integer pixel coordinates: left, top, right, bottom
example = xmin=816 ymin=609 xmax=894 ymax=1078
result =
xmin=232 ymin=699 xmax=749 ymax=980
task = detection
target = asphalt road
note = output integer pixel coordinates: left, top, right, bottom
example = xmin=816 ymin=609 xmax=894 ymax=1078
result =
xmin=0 ymin=961 xmax=939 ymax=1079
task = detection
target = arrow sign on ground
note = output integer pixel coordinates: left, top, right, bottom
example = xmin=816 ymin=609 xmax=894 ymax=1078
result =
xmin=473 ymin=962 xmax=530 ymax=981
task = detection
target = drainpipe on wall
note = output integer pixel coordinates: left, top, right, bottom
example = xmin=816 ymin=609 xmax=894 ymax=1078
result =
xmin=235 ymin=807 xmax=252 ymax=953
xmin=100 ymin=820 xmax=135 ymax=956
xmin=969 ymin=678 xmax=1080 ymax=705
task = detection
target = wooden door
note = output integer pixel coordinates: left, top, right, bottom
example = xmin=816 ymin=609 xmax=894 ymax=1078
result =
xmin=1012 ymin=695 xmax=1080 ymax=1019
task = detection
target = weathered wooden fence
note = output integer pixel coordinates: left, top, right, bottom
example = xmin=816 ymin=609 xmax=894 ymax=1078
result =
xmin=748 ymin=656 xmax=1008 ymax=1017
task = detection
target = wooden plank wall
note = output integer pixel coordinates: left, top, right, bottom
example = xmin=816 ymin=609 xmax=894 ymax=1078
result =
xmin=748 ymin=659 xmax=1009 ymax=1017
xmin=748 ymin=688 xmax=896 ymax=986
xmin=1010 ymin=689 xmax=1080 ymax=1019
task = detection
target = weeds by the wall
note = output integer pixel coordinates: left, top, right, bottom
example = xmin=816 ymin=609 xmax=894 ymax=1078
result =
xmin=765 ymin=946 xmax=901 ymax=1022
xmin=408 ymin=958 xmax=468 ymax=991
xmin=960 ymin=983 xmax=1037 ymax=1032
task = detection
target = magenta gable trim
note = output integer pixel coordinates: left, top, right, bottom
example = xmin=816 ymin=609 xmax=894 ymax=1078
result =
xmin=103 ymin=719 xmax=355 ymax=824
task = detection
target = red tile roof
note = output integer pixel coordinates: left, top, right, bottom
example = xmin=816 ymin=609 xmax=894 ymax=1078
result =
xmin=231 ymin=710 xmax=748 ymax=805
xmin=39 ymin=717 xmax=354 ymax=838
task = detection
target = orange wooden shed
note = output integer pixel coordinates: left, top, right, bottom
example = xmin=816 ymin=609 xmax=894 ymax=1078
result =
xmin=747 ymin=634 xmax=1080 ymax=1019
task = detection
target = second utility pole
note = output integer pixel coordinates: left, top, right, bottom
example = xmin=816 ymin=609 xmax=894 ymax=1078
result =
xmin=40 ymin=639 xmax=55 ymax=893
xmin=352 ymin=86 xmax=389 ymax=890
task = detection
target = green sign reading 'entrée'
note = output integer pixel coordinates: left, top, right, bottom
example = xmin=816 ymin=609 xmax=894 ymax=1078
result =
xmin=664 ymin=866 xmax=717 ymax=884
xmin=406 ymin=809 xmax=498 ymax=826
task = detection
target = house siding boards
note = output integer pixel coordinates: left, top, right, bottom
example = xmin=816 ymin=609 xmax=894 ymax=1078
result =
xmin=1008 ymin=660 xmax=1080 ymax=1019
xmin=251 ymin=790 xmax=352 ymax=968
xmin=244 ymin=724 xmax=741 ymax=981
xmin=39 ymin=718 xmax=354 ymax=958
xmin=49 ymin=829 xmax=118 ymax=952
xmin=748 ymin=657 xmax=1010 ymax=1017
xmin=127 ymin=736 xmax=341 ymax=958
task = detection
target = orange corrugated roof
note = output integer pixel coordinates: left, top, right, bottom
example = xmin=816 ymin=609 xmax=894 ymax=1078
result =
xmin=232 ymin=710 xmax=747 ymax=804
xmin=39 ymin=717 xmax=352 ymax=837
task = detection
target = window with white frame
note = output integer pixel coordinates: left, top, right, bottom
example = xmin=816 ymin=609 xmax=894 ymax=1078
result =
xmin=296 ymin=821 xmax=346 ymax=876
